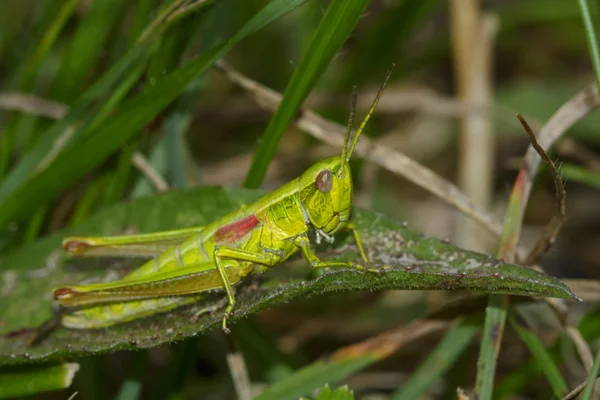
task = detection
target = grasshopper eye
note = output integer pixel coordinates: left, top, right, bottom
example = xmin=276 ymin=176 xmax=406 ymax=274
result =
xmin=315 ymin=169 xmax=333 ymax=193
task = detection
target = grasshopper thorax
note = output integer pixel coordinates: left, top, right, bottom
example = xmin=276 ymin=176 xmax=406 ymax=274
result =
xmin=298 ymin=156 xmax=353 ymax=236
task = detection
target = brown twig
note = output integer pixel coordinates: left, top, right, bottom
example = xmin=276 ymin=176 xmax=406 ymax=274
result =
xmin=563 ymin=374 xmax=600 ymax=400
xmin=562 ymin=279 xmax=600 ymax=301
xmin=516 ymin=114 xmax=566 ymax=266
xmin=518 ymin=83 xmax=599 ymax=247
xmin=0 ymin=92 xmax=67 ymax=119
xmin=131 ymin=152 xmax=170 ymax=192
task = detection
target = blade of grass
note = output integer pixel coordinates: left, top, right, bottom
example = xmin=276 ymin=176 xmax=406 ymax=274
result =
xmin=0 ymin=42 xmax=155 ymax=200
xmin=114 ymin=350 xmax=147 ymax=400
xmin=578 ymin=0 xmax=600 ymax=92
xmin=475 ymin=294 xmax=508 ymax=399
xmin=509 ymin=316 xmax=568 ymax=397
xmin=115 ymin=380 xmax=142 ymax=400
xmin=475 ymin=112 xmax=570 ymax=399
xmin=51 ymin=0 xmax=128 ymax=102
xmin=0 ymin=363 xmax=79 ymax=399
xmin=243 ymin=0 xmax=372 ymax=188
xmin=0 ymin=0 xmax=309 ymax=231
xmin=581 ymin=347 xmax=600 ymax=399
xmin=129 ymin=0 xmax=156 ymax=46
xmin=391 ymin=321 xmax=479 ymax=400
xmin=255 ymin=321 xmax=448 ymax=400
xmin=561 ymin=163 xmax=600 ymax=189
xmin=0 ymin=0 xmax=212 ymax=200
xmin=159 ymin=0 xmax=231 ymax=188
xmin=0 ymin=0 xmax=78 ymax=179
xmin=25 ymin=0 xmax=128 ymax=240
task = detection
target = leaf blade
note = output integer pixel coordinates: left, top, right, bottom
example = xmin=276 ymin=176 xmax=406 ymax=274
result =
xmin=0 ymin=187 xmax=577 ymax=366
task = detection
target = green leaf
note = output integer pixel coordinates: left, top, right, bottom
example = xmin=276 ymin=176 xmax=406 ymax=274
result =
xmin=243 ymin=0 xmax=372 ymax=188
xmin=0 ymin=188 xmax=576 ymax=366
xmin=0 ymin=362 xmax=79 ymax=398
xmin=475 ymin=294 xmax=508 ymax=400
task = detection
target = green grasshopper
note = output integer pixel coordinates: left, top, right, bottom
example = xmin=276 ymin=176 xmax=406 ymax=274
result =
xmin=52 ymin=65 xmax=394 ymax=334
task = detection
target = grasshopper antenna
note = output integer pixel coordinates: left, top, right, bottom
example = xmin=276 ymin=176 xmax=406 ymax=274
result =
xmin=343 ymin=63 xmax=395 ymax=169
xmin=339 ymin=85 xmax=358 ymax=175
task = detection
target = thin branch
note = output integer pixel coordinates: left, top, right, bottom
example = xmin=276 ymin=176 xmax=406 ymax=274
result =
xmin=131 ymin=152 xmax=170 ymax=192
xmin=516 ymin=114 xmax=566 ymax=266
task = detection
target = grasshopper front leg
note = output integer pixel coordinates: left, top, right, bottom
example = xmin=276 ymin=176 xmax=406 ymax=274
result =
xmin=293 ymin=234 xmax=379 ymax=274
xmin=343 ymin=222 xmax=369 ymax=263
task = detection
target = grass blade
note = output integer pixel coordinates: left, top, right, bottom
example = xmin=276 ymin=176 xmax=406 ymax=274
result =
xmin=581 ymin=345 xmax=600 ymax=399
xmin=0 ymin=0 xmax=309 ymax=231
xmin=0 ymin=363 xmax=79 ymax=398
xmin=243 ymin=0 xmax=372 ymax=188
xmin=392 ymin=321 xmax=478 ymax=400
xmin=509 ymin=316 xmax=568 ymax=397
xmin=577 ymin=0 xmax=600 ymax=92
xmin=561 ymin=163 xmax=600 ymax=189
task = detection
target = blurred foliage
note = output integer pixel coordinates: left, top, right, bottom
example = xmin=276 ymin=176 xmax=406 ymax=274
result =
xmin=1 ymin=0 xmax=600 ymax=398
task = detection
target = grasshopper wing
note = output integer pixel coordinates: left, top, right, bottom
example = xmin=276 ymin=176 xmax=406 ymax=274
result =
xmin=53 ymin=260 xmax=244 ymax=306
xmin=63 ymin=226 xmax=206 ymax=257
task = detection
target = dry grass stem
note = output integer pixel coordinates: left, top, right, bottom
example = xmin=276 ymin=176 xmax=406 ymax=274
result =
xmin=131 ymin=152 xmax=170 ymax=192
xmin=0 ymin=92 xmax=67 ymax=119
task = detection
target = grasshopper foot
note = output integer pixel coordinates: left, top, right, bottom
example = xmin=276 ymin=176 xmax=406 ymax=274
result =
xmin=221 ymin=314 xmax=233 ymax=335
xmin=366 ymin=266 xmax=384 ymax=275
xmin=221 ymin=308 xmax=234 ymax=335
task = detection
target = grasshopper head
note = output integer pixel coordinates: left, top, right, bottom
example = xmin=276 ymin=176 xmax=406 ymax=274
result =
xmin=298 ymin=156 xmax=353 ymax=236
xmin=297 ymin=64 xmax=394 ymax=239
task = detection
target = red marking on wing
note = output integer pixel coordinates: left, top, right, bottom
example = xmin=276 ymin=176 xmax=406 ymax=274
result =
xmin=214 ymin=214 xmax=259 ymax=243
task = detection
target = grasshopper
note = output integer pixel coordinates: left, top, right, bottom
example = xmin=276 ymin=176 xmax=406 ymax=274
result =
xmin=52 ymin=65 xmax=394 ymax=334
